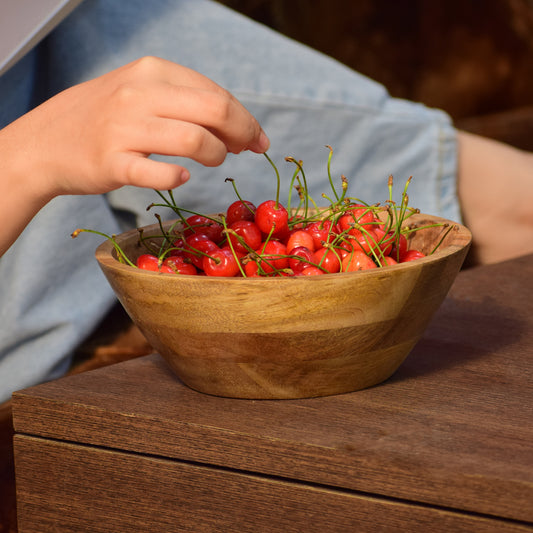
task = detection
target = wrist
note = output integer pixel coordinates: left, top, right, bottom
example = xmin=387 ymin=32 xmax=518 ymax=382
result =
xmin=0 ymin=121 xmax=57 ymax=255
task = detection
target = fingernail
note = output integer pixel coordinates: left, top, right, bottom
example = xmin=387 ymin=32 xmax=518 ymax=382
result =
xmin=179 ymin=169 xmax=190 ymax=184
xmin=258 ymin=130 xmax=270 ymax=152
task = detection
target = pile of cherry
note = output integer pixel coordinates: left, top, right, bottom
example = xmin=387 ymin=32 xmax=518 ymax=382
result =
xmin=75 ymin=150 xmax=449 ymax=277
xmin=136 ymin=197 xmax=430 ymax=277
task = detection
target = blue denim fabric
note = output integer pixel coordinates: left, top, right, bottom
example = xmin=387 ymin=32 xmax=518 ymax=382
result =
xmin=0 ymin=0 xmax=459 ymax=402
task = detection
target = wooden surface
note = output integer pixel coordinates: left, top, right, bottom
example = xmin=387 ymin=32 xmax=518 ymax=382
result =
xmin=14 ymin=435 xmax=530 ymax=533
xmin=12 ymin=254 xmax=533 ymax=531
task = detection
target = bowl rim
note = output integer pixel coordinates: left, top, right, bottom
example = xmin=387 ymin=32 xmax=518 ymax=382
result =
xmin=95 ymin=212 xmax=472 ymax=282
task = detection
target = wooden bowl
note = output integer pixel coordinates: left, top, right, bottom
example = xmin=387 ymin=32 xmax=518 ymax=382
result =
xmin=95 ymin=213 xmax=471 ymax=399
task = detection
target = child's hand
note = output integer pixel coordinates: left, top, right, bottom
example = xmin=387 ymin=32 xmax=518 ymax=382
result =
xmin=0 ymin=56 xmax=270 ymax=255
xmin=4 ymin=56 xmax=270 ymax=196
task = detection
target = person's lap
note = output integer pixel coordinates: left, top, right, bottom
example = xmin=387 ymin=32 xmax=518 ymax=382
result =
xmin=0 ymin=0 xmax=459 ymax=402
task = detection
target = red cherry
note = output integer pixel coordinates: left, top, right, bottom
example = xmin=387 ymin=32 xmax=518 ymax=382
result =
xmin=306 ymin=220 xmax=338 ymax=249
xmin=339 ymin=204 xmax=376 ymax=230
xmin=220 ymin=245 xmax=246 ymax=260
xmin=162 ymin=256 xmax=198 ymax=275
xmin=227 ymin=220 xmax=262 ymax=254
xmin=288 ymin=246 xmax=315 ymax=273
xmin=169 ymin=238 xmax=186 ymax=257
xmin=202 ymin=248 xmax=240 ymax=277
xmin=342 ymin=251 xmax=377 ymax=271
xmin=337 ymin=214 xmax=356 ymax=234
xmin=184 ymin=215 xmax=224 ymax=243
xmin=374 ymin=227 xmax=393 ymax=256
xmin=381 ymin=256 xmax=398 ymax=267
xmin=243 ymin=260 xmax=261 ymax=277
xmin=313 ymin=247 xmax=341 ymax=274
xmin=298 ymin=266 xmax=325 ymax=276
xmin=286 ymin=230 xmax=316 ymax=253
xmin=254 ymin=200 xmax=289 ymax=237
xmin=136 ymin=253 xmax=160 ymax=271
xmin=158 ymin=264 xmax=176 ymax=274
xmin=183 ymin=233 xmax=219 ymax=269
xmin=401 ymin=249 xmax=426 ymax=262
xmin=270 ymin=269 xmax=295 ymax=277
xmin=346 ymin=228 xmax=378 ymax=254
xmin=337 ymin=240 xmax=355 ymax=259
xmin=256 ymin=240 xmax=288 ymax=273
xmin=226 ymin=200 xmax=257 ymax=226
xmin=390 ymin=233 xmax=408 ymax=262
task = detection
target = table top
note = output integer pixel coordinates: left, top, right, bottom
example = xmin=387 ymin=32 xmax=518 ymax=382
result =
xmin=12 ymin=254 xmax=533 ymax=525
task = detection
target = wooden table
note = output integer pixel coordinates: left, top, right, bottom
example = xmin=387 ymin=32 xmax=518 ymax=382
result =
xmin=12 ymin=255 xmax=533 ymax=532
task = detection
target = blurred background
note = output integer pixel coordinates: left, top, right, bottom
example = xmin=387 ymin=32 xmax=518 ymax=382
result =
xmin=218 ymin=0 xmax=533 ymax=151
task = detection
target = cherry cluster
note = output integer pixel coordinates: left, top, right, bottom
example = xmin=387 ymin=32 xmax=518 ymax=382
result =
xmin=74 ymin=148 xmax=450 ymax=277
xmin=136 ymin=199 xmax=426 ymax=277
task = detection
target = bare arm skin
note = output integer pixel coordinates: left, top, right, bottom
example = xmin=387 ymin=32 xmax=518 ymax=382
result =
xmin=457 ymin=130 xmax=533 ymax=264
xmin=0 ymin=57 xmax=270 ymax=256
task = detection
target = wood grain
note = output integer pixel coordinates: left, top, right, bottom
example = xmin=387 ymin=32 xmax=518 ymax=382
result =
xmin=14 ymin=435 xmax=531 ymax=533
xmin=12 ymin=254 xmax=533 ymax=528
xmin=94 ymin=213 xmax=471 ymax=398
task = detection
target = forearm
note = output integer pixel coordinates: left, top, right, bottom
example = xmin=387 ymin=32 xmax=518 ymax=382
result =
xmin=0 ymin=123 xmax=57 ymax=256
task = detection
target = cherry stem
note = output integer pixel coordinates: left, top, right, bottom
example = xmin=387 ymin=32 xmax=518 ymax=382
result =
xmin=286 ymin=166 xmax=301 ymax=214
xmin=153 ymin=190 xmax=189 ymax=227
xmin=325 ymin=145 xmax=340 ymax=202
xmin=429 ymin=224 xmax=454 ymax=255
xmin=224 ymin=178 xmax=256 ymax=217
xmin=285 ymin=157 xmax=310 ymax=220
xmin=153 ymin=213 xmax=175 ymax=256
xmin=401 ymin=222 xmax=451 ymax=255
xmin=136 ymin=229 xmax=167 ymax=257
xmin=220 ymin=218 xmax=247 ymax=277
xmin=387 ymin=175 xmax=394 ymax=205
xmin=288 ymin=253 xmax=329 ymax=273
xmin=263 ymin=152 xmax=281 ymax=208
xmin=339 ymin=175 xmax=349 ymax=202
xmin=79 ymin=150 xmax=443 ymax=275
xmin=71 ymin=228 xmax=136 ymax=267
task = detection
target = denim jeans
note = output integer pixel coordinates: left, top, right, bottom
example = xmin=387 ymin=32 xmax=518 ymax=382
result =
xmin=0 ymin=0 xmax=458 ymax=402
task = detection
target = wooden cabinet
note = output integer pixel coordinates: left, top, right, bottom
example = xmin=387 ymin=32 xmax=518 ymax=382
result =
xmin=12 ymin=256 xmax=533 ymax=532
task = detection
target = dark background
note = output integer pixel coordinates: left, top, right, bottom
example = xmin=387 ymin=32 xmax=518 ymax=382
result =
xmin=218 ymin=0 xmax=533 ymax=151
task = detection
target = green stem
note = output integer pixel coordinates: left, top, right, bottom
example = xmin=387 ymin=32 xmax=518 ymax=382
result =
xmin=71 ymin=228 xmax=136 ymax=267
xmin=325 ymin=145 xmax=340 ymax=202
xmin=263 ymin=152 xmax=281 ymax=208
xmin=221 ymin=218 xmax=247 ymax=277
xmin=224 ymin=178 xmax=256 ymax=217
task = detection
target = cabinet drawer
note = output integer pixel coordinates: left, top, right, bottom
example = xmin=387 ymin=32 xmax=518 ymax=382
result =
xmin=14 ymin=435 xmax=531 ymax=533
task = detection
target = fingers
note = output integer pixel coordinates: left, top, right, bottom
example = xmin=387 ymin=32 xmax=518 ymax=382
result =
xmin=128 ymin=116 xmax=233 ymax=166
xmin=104 ymin=57 xmax=270 ymax=157
xmin=155 ymin=84 xmax=267 ymax=154
xmin=49 ymin=57 xmax=270 ymax=195
xmin=112 ymin=153 xmax=191 ymax=190
xmin=115 ymin=82 xmax=268 ymax=156
xmin=116 ymin=83 xmax=268 ymax=159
